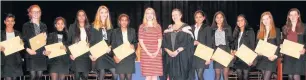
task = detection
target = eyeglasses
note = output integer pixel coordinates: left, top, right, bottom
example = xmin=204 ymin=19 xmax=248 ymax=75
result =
xmin=31 ymin=11 xmax=41 ymax=14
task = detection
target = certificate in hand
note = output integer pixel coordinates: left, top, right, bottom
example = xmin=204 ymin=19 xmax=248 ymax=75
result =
xmin=235 ymin=44 xmax=258 ymax=64
xmin=113 ymin=43 xmax=135 ymax=60
xmin=29 ymin=33 xmax=47 ymax=51
xmin=255 ymin=39 xmax=277 ymax=57
xmin=194 ymin=43 xmax=214 ymax=61
xmin=44 ymin=42 xmax=66 ymax=59
xmin=0 ymin=36 xmax=24 ymax=56
xmin=280 ymin=39 xmax=304 ymax=59
xmin=212 ymin=48 xmax=234 ymax=67
xmin=68 ymin=41 xmax=89 ymax=58
xmin=89 ymin=40 xmax=109 ymax=58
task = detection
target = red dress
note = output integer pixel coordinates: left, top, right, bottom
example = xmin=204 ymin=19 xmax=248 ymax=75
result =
xmin=138 ymin=24 xmax=163 ymax=76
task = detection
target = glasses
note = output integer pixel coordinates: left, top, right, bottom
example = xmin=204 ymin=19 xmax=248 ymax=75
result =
xmin=31 ymin=11 xmax=41 ymax=14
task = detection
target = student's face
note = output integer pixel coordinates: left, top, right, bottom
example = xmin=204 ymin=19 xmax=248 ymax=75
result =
xmin=4 ymin=17 xmax=15 ymax=28
xmin=77 ymin=11 xmax=86 ymax=23
xmin=119 ymin=16 xmax=129 ymax=28
xmin=237 ymin=16 xmax=246 ymax=28
xmin=289 ymin=11 xmax=299 ymax=22
xmin=194 ymin=13 xmax=204 ymax=24
xmin=145 ymin=9 xmax=154 ymax=21
xmin=30 ymin=7 xmax=41 ymax=19
xmin=262 ymin=15 xmax=271 ymax=27
xmin=100 ymin=8 xmax=108 ymax=21
xmin=172 ymin=11 xmax=182 ymax=23
xmin=215 ymin=14 xmax=224 ymax=25
xmin=55 ymin=19 xmax=65 ymax=31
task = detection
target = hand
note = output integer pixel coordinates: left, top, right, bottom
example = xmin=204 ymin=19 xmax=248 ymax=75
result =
xmin=114 ymin=56 xmax=121 ymax=63
xmin=26 ymin=48 xmax=36 ymax=55
xmin=300 ymin=49 xmax=305 ymax=55
xmin=0 ymin=46 xmax=5 ymax=52
xmin=171 ymin=51 xmax=179 ymax=57
xmin=43 ymin=32 xmax=47 ymax=40
xmin=70 ymin=55 xmax=75 ymax=60
xmin=268 ymin=55 xmax=278 ymax=61
xmin=231 ymin=50 xmax=236 ymax=56
xmin=194 ymin=41 xmax=199 ymax=45
xmin=60 ymin=46 xmax=66 ymax=51
xmin=130 ymin=45 xmax=135 ymax=50
xmin=106 ymin=46 xmax=111 ymax=53
xmin=205 ymin=60 xmax=210 ymax=65
xmin=177 ymin=47 xmax=184 ymax=52
xmin=44 ymin=50 xmax=51 ymax=56
xmin=89 ymin=55 xmax=97 ymax=61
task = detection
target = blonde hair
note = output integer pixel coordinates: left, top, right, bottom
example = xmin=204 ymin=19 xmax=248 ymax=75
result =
xmin=142 ymin=7 xmax=158 ymax=26
xmin=93 ymin=5 xmax=112 ymax=30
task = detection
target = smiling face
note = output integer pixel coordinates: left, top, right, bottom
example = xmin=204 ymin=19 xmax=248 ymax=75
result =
xmin=194 ymin=13 xmax=204 ymax=24
xmin=77 ymin=11 xmax=86 ymax=23
xmin=55 ymin=19 xmax=65 ymax=31
xmin=262 ymin=15 xmax=271 ymax=27
xmin=288 ymin=10 xmax=299 ymax=23
xmin=145 ymin=9 xmax=155 ymax=22
xmin=100 ymin=8 xmax=108 ymax=22
xmin=172 ymin=10 xmax=182 ymax=23
xmin=119 ymin=16 xmax=129 ymax=28
xmin=30 ymin=7 xmax=41 ymax=20
xmin=4 ymin=17 xmax=15 ymax=29
xmin=237 ymin=16 xmax=246 ymax=28
xmin=215 ymin=14 xmax=224 ymax=25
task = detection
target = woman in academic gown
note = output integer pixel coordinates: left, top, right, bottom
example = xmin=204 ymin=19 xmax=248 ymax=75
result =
xmin=89 ymin=5 xmax=117 ymax=80
xmin=22 ymin=4 xmax=48 ymax=80
xmin=282 ymin=8 xmax=306 ymax=80
xmin=44 ymin=17 xmax=69 ymax=80
xmin=255 ymin=11 xmax=281 ymax=80
xmin=191 ymin=10 xmax=212 ymax=80
xmin=232 ymin=14 xmax=256 ymax=80
xmin=67 ymin=10 xmax=91 ymax=80
xmin=162 ymin=8 xmax=194 ymax=80
xmin=0 ymin=13 xmax=23 ymax=80
xmin=111 ymin=13 xmax=137 ymax=80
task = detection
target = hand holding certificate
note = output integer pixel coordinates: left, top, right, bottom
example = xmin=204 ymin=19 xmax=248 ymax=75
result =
xmin=68 ymin=41 xmax=89 ymax=58
xmin=211 ymin=48 xmax=234 ymax=67
xmin=235 ymin=44 xmax=258 ymax=65
xmin=113 ymin=42 xmax=135 ymax=62
xmin=255 ymin=39 xmax=277 ymax=57
xmin=89 ymin=40 xmax=109 ymax=59
xmin=0 ymin=36 xmax=24 ymax=56
xmin=280 ymin=39 xmax=304 ymax=59
xmin=194 ymin=43 xmax=214 ymax=61
xmin=29 ymin=33 xmax=47 ymax=51
xmin=44 ymin=42 xmax=66 ymax=59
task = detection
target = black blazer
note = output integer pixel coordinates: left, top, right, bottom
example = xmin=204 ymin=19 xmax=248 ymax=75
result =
xmin=191 ymin=24 xmax=213 ymax=48
xmin=256 ymin=28 xmax=281 ymax=57
xmin=232 ymin=26 xmax=256 ymax=50
xmin=1 ymin=30 xmax=23 ymax=65
xmin=211 ymin=25 xmax=233 ymax=49
xmin=46 ymin=31 xmax=69 ymax=62
xmin=110 ymin=28 xmax=138 ymax=56
xmin=89 ymin=27 xmax=113 ymax=57
xmin=67 ymin=23 xmax=91 ymax=45
xmin=22 ymin=21 xmax=48 ymax=58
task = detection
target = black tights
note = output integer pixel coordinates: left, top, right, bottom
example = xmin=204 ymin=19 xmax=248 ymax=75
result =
xmin=4 ymin=77 xmax=16 ymax=80
xmin=261 ymin=70 xmax=272 ymax=80
xmin=119 ymin=74 xmax=132 ymax=80
xmin=195 ymin=68 xmax=205 ymax=80
xmin=288 ymin=74 xmax=300 ymax=80
xmin=215 ymin=68 xmax=229 ymax=80
xmin=50 ymin=73 xmax=65 ymax=80
xmin=236 ymin=69 xmax=249 ymax=80
xmin=30 ymin=71 xmax=43 ymax=80
xmin=74 ymin=72 xmax=88 ymax=80
xmin=98 ymin=68 xmax=117 ymax=80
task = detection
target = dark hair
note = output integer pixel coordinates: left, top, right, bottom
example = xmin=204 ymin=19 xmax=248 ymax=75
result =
xmin=211 ymin=11 xmax=229 ymax=29
xmin=283 ymin=8 xmax=304 ymax=35
xmin=194 ymin=10 xmax=210 ymax=25
xmin=54 ymin=16 xmax=68 ymax=32
xmin=233 ymin=14 xmax=250 ymax=39
xmin=5 ymin=13 xmax=15 ymax=20
xmin=117 ymin=13 xmax=130 ymax=27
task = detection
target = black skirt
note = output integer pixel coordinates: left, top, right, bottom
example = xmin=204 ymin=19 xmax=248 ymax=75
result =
xmin=71 ymin=53 xmax=91 ymax=73
xmin=213 ymin=45 xmax=233 ymax=69
xmin=256 ymin=56 xmax=277 ymax=72
xmin=193 ymin=56 xmax=209 ymax=69
xmin=115 ymin=54 xmax=136 ymax=74
xmin=283 ymin=55 xmax=305 ymax=75
xmin=94 ymin=54 xmax=116 ymax=70
xmin=48 ymin=54 xmax=70 ymax=74
xmin=1 ymin=53 xmax=23 ymax=77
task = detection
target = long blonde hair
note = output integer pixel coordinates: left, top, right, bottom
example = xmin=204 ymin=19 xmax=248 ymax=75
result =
xmin=142 ymin=7 xmax=158 ymax=26
xmin=257 ymin=11 xmax=277 ymax=39
xmin=93 ymin=5 xmax=112 ymax=30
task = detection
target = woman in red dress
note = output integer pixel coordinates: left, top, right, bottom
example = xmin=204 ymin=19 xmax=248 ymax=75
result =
xmin=138 ymin=7 xmax=163 ymax=80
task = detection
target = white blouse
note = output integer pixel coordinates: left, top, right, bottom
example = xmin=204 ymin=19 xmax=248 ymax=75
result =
xmin=6 ymin=32 xmax=15 ymax=40
xmin=80 ymin=28 xmax=87 ymax=41
xmin=122 ymin=31 xmax=129 ymax=43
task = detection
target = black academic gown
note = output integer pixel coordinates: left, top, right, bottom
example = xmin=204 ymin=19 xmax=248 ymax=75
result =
xmin=162 ymin=24 xmax=194 ymax=80
xmin=46 ymin=31 xmax=70 ymax=74
xmin=232 ymin=27 xmax=256 ymax=69
xmin=211 ymin=25 xmax=234 ymax=69
xmin=255 ymin=28 xmax=281 ymax=72
xmin=1 ymin=30 xmax=23 ymax=77
xmin=67 ymin=23 xmax=91 ymax=73
xmin=22 ymin=21 xmax=48 ymax=71
xmin=282 ymin=24 xmax=306 ymax=75
xmin=110 ymin=28 xmax=137 ymax=74
xmin=89 ymin=27 xmax=116 ymax=70
xmin=191 ymin=24 xmax=212 ymax=69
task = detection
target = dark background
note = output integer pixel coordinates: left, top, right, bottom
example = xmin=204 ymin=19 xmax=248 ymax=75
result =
xmin=1 ymin=1 xmax=306 ymax=33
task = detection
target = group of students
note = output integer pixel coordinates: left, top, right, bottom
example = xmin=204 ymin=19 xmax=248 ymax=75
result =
xmin=1 ymin=4 xmax=306 ymax=80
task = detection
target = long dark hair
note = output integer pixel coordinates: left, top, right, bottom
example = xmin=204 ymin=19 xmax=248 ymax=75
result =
xmin=194 ymin=10 xmax=210 ymax=26
xmin=283 ymin=8 xmax=304 ymax=35
xmin=211 ymin=11 xmax=229 ymax=29
xmin=233 ymin=14 xmax=250 ymax=39
xmin=73 ymin=10 xmax=90 ymax=42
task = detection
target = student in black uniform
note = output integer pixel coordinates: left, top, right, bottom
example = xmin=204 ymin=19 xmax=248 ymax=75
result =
xmin=191 ymin=10 xmax=212 ymax=80
xmin=211 ymin=11 xmax=233 ymax=80
xmin=111 ymin=14 xmax=137 ymax=80
xmin=162 ymin=8 xmax=194 ymax=80
xmin=67 ymin=10 xmax=91 ymax=80
xmin=44 ymin=17 xmax=69 ymax=80
xmin=255 ymin=11 xmax=281 ymax=80
xmin=22 ymin=4 xmax=48 ymax=80
xmin=282 ymin=8 xmax=306 ymax=80
xmin=0 ymin=13 xmax=23 ymax=80
xmin=232 ymin=14 xmax=256 ymax=80
xmin=89 ymin=5 xmax=117 ymax=80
